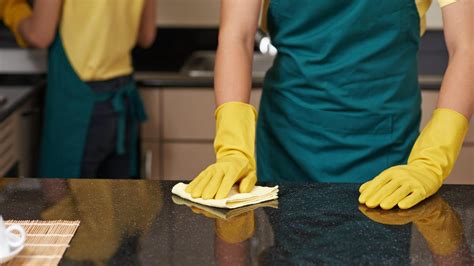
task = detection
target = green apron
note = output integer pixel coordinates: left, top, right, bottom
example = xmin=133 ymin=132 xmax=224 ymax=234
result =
xmin=257 ymin=0 xmax=421 ymax=183
xmin=39 ymin=35 xmax=147 ymax=178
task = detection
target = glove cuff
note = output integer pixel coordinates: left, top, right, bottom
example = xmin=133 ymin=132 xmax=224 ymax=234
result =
xmin=214 ymin=102 xmax=257 ymax=164
xmin=408 ymin=108 xmax=468 ymax=181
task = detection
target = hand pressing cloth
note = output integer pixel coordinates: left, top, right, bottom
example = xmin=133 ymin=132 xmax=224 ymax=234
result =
xmin=172 ymin=182 xmax=279 ymax=209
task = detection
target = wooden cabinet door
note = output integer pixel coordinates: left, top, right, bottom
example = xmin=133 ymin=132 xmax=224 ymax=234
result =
xmin=140 ymin=89 xmax=161 ymax=141
xmin=0 ymin=114 xmax=19 ymax=177
xmin=162 ymin=88 xmax=262 ymax=140
xmin=162 ymin=143 xmax=215 ymax=180
xmin=163 ymin=89 xmax=215 ymax=140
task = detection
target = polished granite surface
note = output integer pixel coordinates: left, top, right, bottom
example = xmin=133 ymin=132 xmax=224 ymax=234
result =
xmin=0 ymin=178 xmax=472 ymax=265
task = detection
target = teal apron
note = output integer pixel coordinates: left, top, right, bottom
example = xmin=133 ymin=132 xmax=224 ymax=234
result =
xmin=39 ymin=35 xmax=147 ymax=178
xmin=257 ymin=0 xmax=421 ymax=183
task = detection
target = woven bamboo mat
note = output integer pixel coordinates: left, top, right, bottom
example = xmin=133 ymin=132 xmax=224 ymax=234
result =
xmin=3 ymin=220 xmax=80 ymax=266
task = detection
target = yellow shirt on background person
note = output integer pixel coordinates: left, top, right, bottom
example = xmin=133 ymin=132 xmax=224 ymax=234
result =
xmin=60 ymin=0 xmax=145 ymax=81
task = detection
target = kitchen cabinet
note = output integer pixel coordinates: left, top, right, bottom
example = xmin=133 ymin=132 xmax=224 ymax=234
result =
xmin=163 ymin=89 xmax=215 ymax=140
xmin=141 ymin=142 xmax=161 ymax=180
xmin=0 ymin=87 xmax=41 ymax=177
xmin=0 ymin=114 xmax=19 ymax=176
xmin=0 ymin=98 xmax=40 ymax=177
xmin=163 ymin=89 xmax=262 ymax=140
xmin=140 ymin=89 xmax=161 ymax=141
xmin=16 ymin=98 xmax=42 ymax=177
xmin=163 ymin=143 xmax=214 ymax=180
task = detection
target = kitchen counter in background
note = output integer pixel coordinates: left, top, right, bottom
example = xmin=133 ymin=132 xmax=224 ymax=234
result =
xmin=0 ymin=178 xmax=472 ymax=265
xmin=136 ymin=72 xmax=262 ymax=89
xmin=135 ymin=72 xmax=443 ymax=90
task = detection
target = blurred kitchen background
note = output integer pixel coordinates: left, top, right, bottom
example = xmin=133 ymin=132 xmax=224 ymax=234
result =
xmin=0 ymin=1 xmax=472 ymax=183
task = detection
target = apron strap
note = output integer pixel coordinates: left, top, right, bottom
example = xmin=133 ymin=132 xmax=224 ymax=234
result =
xmin=109 ymin=83 xmax=147 ymax=155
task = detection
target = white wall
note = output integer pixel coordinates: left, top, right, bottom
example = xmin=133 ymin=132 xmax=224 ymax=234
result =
xmin=156 ymin=0 xmax=220 ymax=27
xmin=426 ymin=4 xmax=444 ymax=29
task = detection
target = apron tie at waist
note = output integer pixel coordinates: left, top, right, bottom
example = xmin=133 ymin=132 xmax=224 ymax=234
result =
xmin=109 ymin=84 xmax=147 ymax=155
xmin=40 ymin=34 xmax=148 ymax=178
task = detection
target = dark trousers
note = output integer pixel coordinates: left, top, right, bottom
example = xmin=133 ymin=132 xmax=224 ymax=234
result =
xmin=81 ymin=75 xmax=137 ymax=179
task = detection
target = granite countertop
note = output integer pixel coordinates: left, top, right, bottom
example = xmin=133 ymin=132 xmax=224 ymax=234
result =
xmin=0 ymin=178 xmax=472 ymax=265
xmin=135 ymin=72 xmax=443 ymax=91
xmin=0 ymin=86 xmax=37 ymax=122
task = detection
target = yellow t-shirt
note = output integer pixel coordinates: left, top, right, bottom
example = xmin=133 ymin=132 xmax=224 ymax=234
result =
xmin=60 ymin=0 xmax=145 ymax=81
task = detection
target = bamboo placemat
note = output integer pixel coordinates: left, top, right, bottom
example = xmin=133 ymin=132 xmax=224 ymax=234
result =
xmin=3 ymin=220 xmax=80 ymax=266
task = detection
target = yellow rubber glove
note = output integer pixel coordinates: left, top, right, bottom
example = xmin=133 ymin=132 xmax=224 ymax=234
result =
xmin=186 ymin=102 xmax=257 ymax=199
xmin=0 ymin=0 xmax=31 ymax=47
xmin=359 ymin=108 xmax=468 ymax=210
xmin=215 ymin=211 xmax=255 ymax=244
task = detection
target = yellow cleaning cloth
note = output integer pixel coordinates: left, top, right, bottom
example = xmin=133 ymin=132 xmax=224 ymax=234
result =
xmin=172 ymin=182 xmax=278 ymax=209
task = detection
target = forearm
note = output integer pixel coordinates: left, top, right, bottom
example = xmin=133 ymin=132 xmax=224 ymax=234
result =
xmin=18 ymin=0 xmax=62 ymax=48
xmin=214 ymin=37 xmax=254 ymax=106
xmin=438 ymin=0 xmax=474 ymax=119
xmin=437 ymin=50 xmax=474 ymax=119
xmin=137 ymin=0 xmax=156 ymax=48
xmin=214 ymin=0 xmax=261 ymax=107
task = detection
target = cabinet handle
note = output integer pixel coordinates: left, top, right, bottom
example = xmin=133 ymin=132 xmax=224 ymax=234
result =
xmin=145 ymin=150 xmax=153 ymax=179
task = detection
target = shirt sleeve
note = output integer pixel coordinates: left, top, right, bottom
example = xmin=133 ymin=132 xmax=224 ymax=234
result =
xmin=438 ymin=0 xmax=457 ymax=8
xmin=1 ymin=0 xmax=31 ymax=47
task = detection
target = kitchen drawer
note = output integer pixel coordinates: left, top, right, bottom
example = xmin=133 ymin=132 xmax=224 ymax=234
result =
xmin=445 ymin=145 xmax=474 ymax=184
xmin=141 ymin=141 xmax=161 ymax=180
xmin=17 ymin=99 xmax=41 ymax=177
xmin=163 ymin=88 xmax=262 ymax=140
xmin=140 ymin=89 xmax=161 ymax=140
xmin=162 ymin=142 xmax=215 ymax=180
xmin=421 ymin=90 xmax=474 ymax=143
xmin=0 ymin=114 xmax=19 ymax=177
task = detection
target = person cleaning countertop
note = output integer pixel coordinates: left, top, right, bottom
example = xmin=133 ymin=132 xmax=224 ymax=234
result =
xmin=186 ymin=0 xmax=473 ymax=211
xmin=0 ymin=178 xmax=472 ymax=265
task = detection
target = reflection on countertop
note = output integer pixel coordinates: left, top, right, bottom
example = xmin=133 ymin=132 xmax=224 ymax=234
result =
xmin=0 ymin=178 xmax=472 ymax=265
